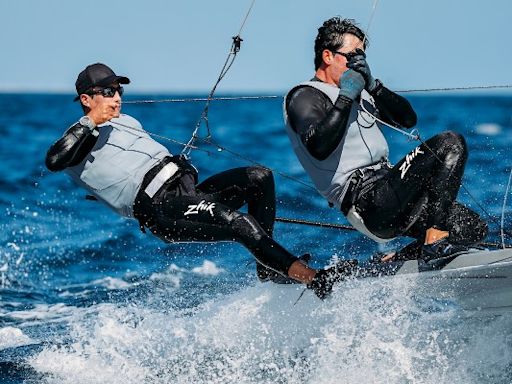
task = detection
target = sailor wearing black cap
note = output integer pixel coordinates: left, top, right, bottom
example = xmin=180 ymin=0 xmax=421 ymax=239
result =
xmin=45 ymin=62 xmax=353 ymax=299
xmin=73 ymin=63 xmax=130 ymax=102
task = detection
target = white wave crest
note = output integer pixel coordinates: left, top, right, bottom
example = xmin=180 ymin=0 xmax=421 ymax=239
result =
xmin=192 ymin=260 xmax=225 ymax=276
xmin=0 ymin=326 xmax=35 ymax=350
xmin=28 ymin=276 xmax=512 ymax=384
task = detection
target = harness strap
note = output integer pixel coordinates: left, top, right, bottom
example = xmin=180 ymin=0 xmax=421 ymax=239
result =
xmin=339 ymin=162 xmax=393 ymax=243
xmin=340 ymin=161 xmax=391 ymax=215
xmin=133 ymin=155 xmax=197 ymax=233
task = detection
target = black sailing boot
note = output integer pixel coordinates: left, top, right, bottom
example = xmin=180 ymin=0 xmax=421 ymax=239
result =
xmin=422 ymin=238 xmax=469 ymax=263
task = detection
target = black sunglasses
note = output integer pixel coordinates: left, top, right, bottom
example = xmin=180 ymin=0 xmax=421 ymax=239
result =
xmin=87 ymin=86 xmax=124 ymax=98
xmin=332 ymin=48 xmax=365 ymax=61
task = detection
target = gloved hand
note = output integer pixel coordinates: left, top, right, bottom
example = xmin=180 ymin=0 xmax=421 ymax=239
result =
xmin=338 ymin=69 xmax=365 ymax=100
xmin=308 ymin=259 xmax=359 ymax=299
xmin=346 ymin=48 xmax=377 ymax=92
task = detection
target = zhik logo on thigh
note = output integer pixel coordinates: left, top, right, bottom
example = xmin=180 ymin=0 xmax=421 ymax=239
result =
xmin=399 ymin=146 xmax=424 ymax=179
xmin=184 ymin=200 xmax=216 ymax=217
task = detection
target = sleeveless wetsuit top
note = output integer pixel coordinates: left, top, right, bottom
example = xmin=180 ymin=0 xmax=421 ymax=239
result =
xmin=284 ymin=80 xmax=389 ymax=208
xmin=65 ymin=114 xmax=171 ymax=217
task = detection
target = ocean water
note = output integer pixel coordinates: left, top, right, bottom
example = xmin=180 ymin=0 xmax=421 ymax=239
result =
xmin=0 ymin=93 xmax=511 ymax=383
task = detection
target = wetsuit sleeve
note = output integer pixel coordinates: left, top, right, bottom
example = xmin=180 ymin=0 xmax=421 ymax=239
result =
xmin=370 ymin=81 xmax=417 ymax=128
xmin=286 ymin=86 xmax=353 ymax=161
xmin=45 ymin=123 xmax=99 ymax=172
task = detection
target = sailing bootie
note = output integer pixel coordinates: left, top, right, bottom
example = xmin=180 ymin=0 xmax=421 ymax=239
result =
xmin=256 ymin=254 xmax=312 ymax=284
xmin=370 ymin=240 xmax=425 ymax=263
xmin=422 ymin=238 xmax=469 ymax=263
xmin=308 ymin=259 xmax=359 ymax=300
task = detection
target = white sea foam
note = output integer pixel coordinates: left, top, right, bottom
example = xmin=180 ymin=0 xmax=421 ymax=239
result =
xmin=28 ymin=276 xmax=512 ymax=384
xmin=91 ymin=276 xmax=132 ymax=290
xmin=475 ymin=123 xmax=502 ymax=136
xmin=192 ymin=260 xmax=225 ymax=276
xmin=149 ymin=263 xmax=184 ymax=287
xmin=58 ymin=276 xmax=137 ymax=298
xmin=7 ymin=242 xmax=20 ymax=251
xmin=4 ymin=303 xmax=77 ymax=324
xmin=0 ymin=326 xmax=35 ymax=350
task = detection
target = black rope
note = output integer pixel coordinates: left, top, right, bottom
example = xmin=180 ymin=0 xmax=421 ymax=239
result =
xmin=110 ymin=114 xmax=512 ymax=251
xmin=275 ymin=216 xmax=510 ymax=249
xmin=276 ymin=216 xmax=356 ymax=231
xmin=182 ymin=0 xmax=257 ymax=157
xmin=182 ymin=37 xmax=240 ymax=156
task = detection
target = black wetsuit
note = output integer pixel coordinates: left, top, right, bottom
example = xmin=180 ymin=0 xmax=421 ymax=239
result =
xmin=46 ymin=120 xmax=298 ymax=277
xmin=134 ymin=162 xmax=297 ymax=274
xmin=286 ymin=80 xmax=487 ymax=245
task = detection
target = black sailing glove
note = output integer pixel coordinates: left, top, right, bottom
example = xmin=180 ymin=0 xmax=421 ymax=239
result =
xmin=346 ymin=48 xmax=378 ymax=93
xmin=308 ymin=259 xmax=359 ymax=300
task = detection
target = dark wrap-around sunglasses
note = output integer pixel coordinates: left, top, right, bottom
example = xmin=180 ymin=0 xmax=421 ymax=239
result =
xmin=86 ymin=86 xmax=124 ymax=98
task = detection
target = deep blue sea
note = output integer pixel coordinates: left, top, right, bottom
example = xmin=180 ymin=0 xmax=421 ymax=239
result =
xmin=0 ymin=93 xmax=511 ymax=383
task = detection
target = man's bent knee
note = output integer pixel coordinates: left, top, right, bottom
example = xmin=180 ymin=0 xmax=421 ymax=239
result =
xmin=247 ymin=166 xmax=274 ymax=186
xmin=441 ymin=131 xmax=467 ymax=155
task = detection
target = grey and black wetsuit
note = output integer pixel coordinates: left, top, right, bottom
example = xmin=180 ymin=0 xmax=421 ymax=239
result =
xmin=46 ymin=114 xmax=299 ymax=276
xmin=285 ymin=79 xmax=487 ymax=244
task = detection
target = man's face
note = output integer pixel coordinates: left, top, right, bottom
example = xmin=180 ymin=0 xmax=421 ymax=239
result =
xmin=325 ymin=33 xmax=365 ymax=86
xmin=80 ymin=82 xmax=123 ymax=122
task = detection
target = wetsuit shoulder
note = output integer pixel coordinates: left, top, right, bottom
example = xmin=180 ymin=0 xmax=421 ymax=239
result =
xmin=286 ymin=85 xmax=333 ymax=133
xmin=286 ymin=83 xmax=353 ymax=160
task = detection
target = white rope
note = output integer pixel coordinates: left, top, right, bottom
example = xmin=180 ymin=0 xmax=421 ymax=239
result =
xmin=359 ymin=99 xmax=420 ymax=140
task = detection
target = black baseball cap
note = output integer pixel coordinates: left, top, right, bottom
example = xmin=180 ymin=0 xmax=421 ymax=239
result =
xmin=74 ymin=63 xmax=130 ymax=101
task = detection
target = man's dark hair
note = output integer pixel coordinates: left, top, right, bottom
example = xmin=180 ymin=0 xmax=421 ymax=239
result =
xmin=314 ymin=17 xmax=368 ymax=70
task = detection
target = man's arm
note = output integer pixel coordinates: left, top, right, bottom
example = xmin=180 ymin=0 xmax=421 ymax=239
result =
xmin=45 ymin=122 xmax=99 ymax=172
xmin=346 ymin=49 xmax=417 ymax=129
xmin=370 ymin=81 xmax=417 ymax=128
xmin=286 ymin=86 xmax=353 ymax=161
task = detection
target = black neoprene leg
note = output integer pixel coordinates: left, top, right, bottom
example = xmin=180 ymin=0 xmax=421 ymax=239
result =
xmin=357 ymin=131 xmax=482 ymax=242
xmin=405 ymin=201 xmax=487 ymax=244
xmin=148 ymin=171 xmax=296 ymax=275
xmin=196 ymin=166 xmax=276 ymax=235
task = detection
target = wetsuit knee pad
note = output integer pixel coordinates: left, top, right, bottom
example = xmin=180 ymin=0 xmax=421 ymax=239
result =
xmin=247 ymin=166 xmax=274 ymax=187
xmin=440 ymin=131 xmax=468 ymax=158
